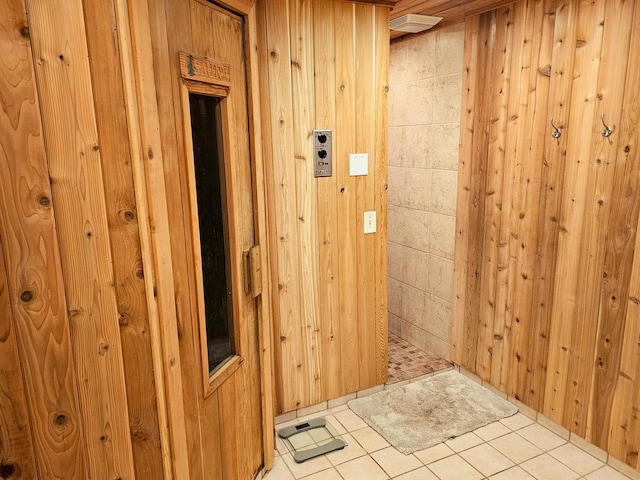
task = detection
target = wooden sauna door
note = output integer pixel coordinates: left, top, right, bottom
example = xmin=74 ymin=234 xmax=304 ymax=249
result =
xmin=168 ymin=2 xmax=264 ymax=478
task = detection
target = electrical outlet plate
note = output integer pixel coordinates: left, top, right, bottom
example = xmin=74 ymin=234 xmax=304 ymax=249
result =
xmin=314 ymin=130 xmax=332 ymax=177
xmin=349 ymin=153 xmax=368 ymax=176
xmin=364 ymin=211 xmax=376 ymax=234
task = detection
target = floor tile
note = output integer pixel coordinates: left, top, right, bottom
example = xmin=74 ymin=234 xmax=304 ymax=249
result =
xmin=473 ymin=421 xmax=511 ymax=441
xmin=264 ymin=456 xmax=294 ymax=480
xmin=336 ymin=455 xmax=390 ymax=480
xmin=371 ymin=447 xmax=422 ymax=477
xmin=489 ymin=466 xmax=536 ymax=480
xmin=500 ymin=413 xmax=535 ymax=431
xmin=427 ymin=454 xmax=483 ymax=480
xmin=414 ymin=442 xmax=455 ymax=465
xmin=324 ymin=414 xmax=347 ymax=435
xmin=459 ymin=443 xmax=514 ymax=477
xmin=300 ymin=467 xmax=343 ymax=479
xmin=387 ymin=332 xmax=451 ymax=384
xmin=490 ymin=432 xmax=543 ymax=464
xmin=521 ymin=453 xmax=580 ymax=480
xmin=517 ymin=424 xmax=567 ymax=451
xmin=333 ymin=409 xmax=368 ymax=432
xmin=281 ymin=452 xmax=333 ymax=479
xmin=393 ymin=466 xmax=439 ymax=479
xmin=586 ymin=466 xmax=635 ymax=480
xmin=445 ymin=432 xmax=484 ymax=452
xmin=548 ymin=443 xmax=604 ymax=476
xmin=351 ymin=426 xmax=390 ymax=453
xmin=326 ymin=433 xmax=367 ymax=466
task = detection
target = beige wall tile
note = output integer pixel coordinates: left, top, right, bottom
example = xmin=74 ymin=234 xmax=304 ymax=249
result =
xmin=424 ymin=293 xmax=452 ymax=341
xmin=404 ymin=79 xmax=435 ymax=126
xmin=403 ymin=125 xmax=433 ymax=168
xmin=402 ymin=246 xmax=429 ymax=291
xmin=388 ymin=166 xmax=406 ymax=206
xmin=429 ymin=213 xmax=456 ymax=259
xmin=387 ymin=205 xmax=402 ymax=244
xmin=401 ymin=283 xmax=427 ymax=327
xmin=389 ymin=31 xmax=436 ymax=86
xmin=431 ymin=169 xmax=458 ymax=216
xmin=430 ymin=123 xmax=460 ymax=170
xmin=388 ymin=277 xmax=403 ymax=316
xmin=388 ymin=241 xmax=404 ymax=280
xmin=388 ymin=312 xmax=401 ymax=335
xmin=389 ymin=126 xmax=403 ymax=166
xmin=405 ymin=168 xmax=431 ymax=211
xmin=401 ymin=320 xmax=427 ymax=351
xmin=435 ymin=23 xmax=465 ymax=77
xmin=425 ymin=332 xmax=450 ymax=360
xmin=433 ymin=74 xmax=462 ymax=124
xmin=403 ymin=208 xmax=430 ymax=252
xmin=428 ymin=255 xmax=454 ymax=301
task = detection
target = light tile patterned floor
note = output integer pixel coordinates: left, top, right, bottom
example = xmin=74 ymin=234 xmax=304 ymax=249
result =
xmin=387 ymin=332 xmax=452 ymax=384
xmin=266 ymin=393 xmax=639 ymax=480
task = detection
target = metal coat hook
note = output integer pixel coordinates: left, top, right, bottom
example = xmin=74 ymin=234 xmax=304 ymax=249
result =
xmin=601 ymin=113 xmax=613 ymax=137
xmin=550 ymin=118 xmax=562 ymax=138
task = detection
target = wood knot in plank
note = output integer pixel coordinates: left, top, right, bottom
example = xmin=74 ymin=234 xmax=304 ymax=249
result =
xmin=118 ymin=312 xmax=130 ymax=327
xmin=629 ymin=297 xmax=640 ymax=305
xmin=291 ymin=60 xmax=301 ymax=69
xmin=98 ymin=343 xmax=109 ymax=356
xmin=53 ymin=413 xmax=68 ymax=426
xmin=20 ymin=26 xmax=30 ymax=38
xmin=147 ymin=148 xmax=154 ymax=160
xmin=39 ymin=195 xmax=51 ymax=207
xmin=20 ymin=290 xmax=33 ymax=303
xmin=0 ymin=462 xmax=16 ymax=479
xmin=538 ymin=64 xmax=551 ymax=77
xmin=576 ymin=39 xmax=586 ymax=48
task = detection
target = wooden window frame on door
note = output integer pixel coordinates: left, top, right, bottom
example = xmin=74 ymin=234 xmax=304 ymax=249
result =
xmin=179 ymin=54 xmax=244 ymax=399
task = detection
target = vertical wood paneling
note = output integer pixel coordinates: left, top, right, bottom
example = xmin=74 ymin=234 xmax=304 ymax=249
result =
xmin=604 ymin=1 xmax=640 ymax=466
xmin=290 ymin=0 xmax=323 ymax=404
xmin=335 ymin=1 xmax=360 ymax=395
xmin=455 ymin=0 xmax=640 ymax=471
xmin=535 ymin=0 xmax=578 ymax=422
xmin=591 ymin=0 xmax=640 ymax=450
xmin=355 ymin=4 xmax=376 ymax=387
xmin=546 ymin=0 xmax=605 ymax=430
xmin=81 ymin=0 xmax=163 ymax=475
xmin=476 ymin=4 xmax=515 ymax=385
xmin=373 ymin=6 xmax=389 ymax=385
xmin=313 ymin=0 xmax=343 ymax=400
xmin=0 ymin=0 xmax=87 ymax=476
xmin=507 ymin=0 xmax=554 ymax=407
xmin=260 ymin=0 xmax=389 ymax=411
xmin=264 ymin=0 xmax=308 ymax=411
xmin=0 ymin=242 xmax=37 ymax=479
xmin=452 ymin=12 xmax=493 ymax=370
xmin=25 ymin=0 xmax=137 ymax=475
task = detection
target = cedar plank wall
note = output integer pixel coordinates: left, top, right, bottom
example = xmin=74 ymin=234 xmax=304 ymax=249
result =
xmin=257 ymin=0 xmax=389 ymax=413
xmin=0 ymin=0 xmax=163 ymax=478
xmin=453 ymin=0 xmax=640 ymax=470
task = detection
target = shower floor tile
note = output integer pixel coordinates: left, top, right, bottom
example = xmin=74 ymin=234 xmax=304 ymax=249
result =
xmin=387 ymin=332 xmax=451 ymax=384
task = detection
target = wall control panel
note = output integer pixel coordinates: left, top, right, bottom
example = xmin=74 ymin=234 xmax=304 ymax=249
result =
xmin=313 ymin=130 xmax=332 ymax=178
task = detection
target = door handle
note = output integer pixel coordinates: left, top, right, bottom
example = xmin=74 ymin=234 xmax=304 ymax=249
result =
xmin=243 ymin=245 xmax=262 ymax=298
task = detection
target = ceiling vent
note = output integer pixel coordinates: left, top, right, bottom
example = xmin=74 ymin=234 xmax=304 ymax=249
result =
xmin=390 ymin=14 xmax=442 ymax=33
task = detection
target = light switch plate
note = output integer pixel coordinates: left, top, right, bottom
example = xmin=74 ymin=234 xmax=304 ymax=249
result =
xmin=364 ymin=211 xmax=376 ymax=234
xmin=349 ymin=153 xmax=368 ymax=176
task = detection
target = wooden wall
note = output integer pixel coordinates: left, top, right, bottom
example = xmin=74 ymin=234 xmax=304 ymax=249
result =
xmin=257 ymin=0 xmax=390 ymax=412
xmin=453 ymin=0 xmax=640 ymax=470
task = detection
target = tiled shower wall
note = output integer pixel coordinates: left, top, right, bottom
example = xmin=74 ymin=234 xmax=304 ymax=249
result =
xmin=387 ymin=24 xmax=464 ymax=361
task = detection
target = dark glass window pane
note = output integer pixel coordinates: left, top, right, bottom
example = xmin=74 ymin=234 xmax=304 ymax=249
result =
xmin=189 ymin=93 xmax=233 ymax=374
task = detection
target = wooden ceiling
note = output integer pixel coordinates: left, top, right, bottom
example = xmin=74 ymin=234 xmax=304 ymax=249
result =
xmin=389 ymin=0 xmax=516 ymax=39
